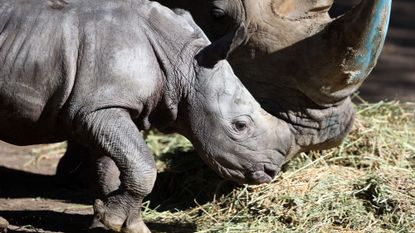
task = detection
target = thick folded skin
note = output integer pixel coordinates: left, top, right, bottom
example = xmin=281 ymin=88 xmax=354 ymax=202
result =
xmin=153 ymin=0 xmax=392 ymax=158
xmin=0 ymin=0 xmax=290 ymax=231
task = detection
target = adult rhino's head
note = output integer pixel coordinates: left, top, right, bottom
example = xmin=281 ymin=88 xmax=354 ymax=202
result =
xmin=179 ymin=24 xmax=291 ymax=184
xmin=208 ymin=0 xmax=391 ymax=103
xmin=161 ymin=0 xmax=391 ymax=161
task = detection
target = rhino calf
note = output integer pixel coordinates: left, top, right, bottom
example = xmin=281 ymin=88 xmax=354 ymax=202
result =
xmin=0 ymin=0 xmax=288 ymax=232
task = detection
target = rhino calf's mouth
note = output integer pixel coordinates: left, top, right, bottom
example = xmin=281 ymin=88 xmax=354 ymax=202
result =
xmin=247 ymin=164 xmax=279 ymax=184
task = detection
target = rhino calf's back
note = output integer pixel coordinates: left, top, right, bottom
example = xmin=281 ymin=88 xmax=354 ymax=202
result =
xmin=0 ymin=0 xmax=79 ymax=144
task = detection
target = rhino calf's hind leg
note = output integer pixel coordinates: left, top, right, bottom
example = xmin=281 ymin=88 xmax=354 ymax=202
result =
xmin=90 ymin=156 xmax=122 ymax=231
xmin=95 ymin=156 xmax=121 ymax=197
xmin=56 ymin=141 xmax=94 ymax=187
xmin=75 ymin=108 xmax=156 ymax=233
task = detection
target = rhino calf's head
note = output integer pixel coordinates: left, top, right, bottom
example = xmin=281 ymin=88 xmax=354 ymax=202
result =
xmin=178 ymin=24 xmax=291 ymax=184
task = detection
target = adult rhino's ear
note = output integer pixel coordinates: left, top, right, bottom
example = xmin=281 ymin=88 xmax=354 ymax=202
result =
xmin=196 ymin=23 xmax=247 ymax=68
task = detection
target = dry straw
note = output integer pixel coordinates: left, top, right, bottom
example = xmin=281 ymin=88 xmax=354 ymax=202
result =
xmin=143 ymin=101 xmax=415 ymax=233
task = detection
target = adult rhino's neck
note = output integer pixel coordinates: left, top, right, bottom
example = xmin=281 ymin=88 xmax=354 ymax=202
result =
xmin=261 ymin=91 xmax=355 ymax=160
xmin=229 ymin=40 xmax=354 ymax=158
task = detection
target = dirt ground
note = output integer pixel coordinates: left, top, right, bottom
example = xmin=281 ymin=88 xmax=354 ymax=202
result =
xmin=0 ymin=1 xmax=414 ymax=232
xmin=0 ymin=141 xmax=94 ymax=233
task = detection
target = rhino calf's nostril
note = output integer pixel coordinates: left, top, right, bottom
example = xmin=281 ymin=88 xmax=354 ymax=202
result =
xmin=264 ymin=164 xmax=278 ymax=178
xmin=251 ymin=171 xmax=265 ymax=180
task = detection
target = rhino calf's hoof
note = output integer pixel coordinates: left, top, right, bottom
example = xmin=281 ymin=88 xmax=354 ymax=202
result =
xmin=90 ymin=217 xmax=150 ymax=233
xmin=0 ymin=217 xmax=8 ymax=233
xmin=122 ymin=220 xmax=151 ymax=233
xmin=92 ymin=195 xmax=150 ymax=233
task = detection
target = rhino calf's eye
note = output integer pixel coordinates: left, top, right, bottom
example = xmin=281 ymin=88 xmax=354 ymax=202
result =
xmin=234 ymin=121 xmax=247 ymax=131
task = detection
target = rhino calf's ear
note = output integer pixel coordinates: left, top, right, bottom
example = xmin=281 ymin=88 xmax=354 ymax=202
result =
xmin=196 ymin=23 xmax=247 ymax=68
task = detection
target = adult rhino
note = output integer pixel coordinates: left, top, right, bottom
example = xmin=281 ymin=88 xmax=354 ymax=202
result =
xmin=153 ymin=0 xmax=392 ymax=160
xmin=0 ymin=0 xmax=288 ymax=231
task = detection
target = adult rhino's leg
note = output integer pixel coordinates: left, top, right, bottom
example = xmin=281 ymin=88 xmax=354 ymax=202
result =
xmin=74 ymin=108 xmax=156 ymax=233
xmin=56 ymin=140 xmax=94 ymax=187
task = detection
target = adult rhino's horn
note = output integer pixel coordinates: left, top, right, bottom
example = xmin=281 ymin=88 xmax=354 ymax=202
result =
xmin=296 ymin=0 xmax=391 ymax=105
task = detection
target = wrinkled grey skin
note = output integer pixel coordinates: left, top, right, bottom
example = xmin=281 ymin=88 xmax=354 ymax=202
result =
xmin=152 ymin=0 xmax=391 ymax=160
xmin=60 ymin=0 xmax=391 ymax=180
xmin=0 ymin=0 xmax=286 ymax=231
xmin=58 ymin=0 xmax=391 ymax=187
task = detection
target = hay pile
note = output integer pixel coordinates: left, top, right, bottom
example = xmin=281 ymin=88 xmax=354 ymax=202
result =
xmin=143 ymin=101 xmax=414 ymax=232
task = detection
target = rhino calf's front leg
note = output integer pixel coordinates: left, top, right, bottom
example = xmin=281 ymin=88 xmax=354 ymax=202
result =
xmin=75 ymin=108 xmax=156 ymax=233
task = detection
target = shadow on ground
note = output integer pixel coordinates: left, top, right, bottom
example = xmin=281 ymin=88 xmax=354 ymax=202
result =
xmin=0 ymin=150 xmax=235 ymax=232
xmin=0 ymin=150 xmax=236 ymax=208
xmin=0 ymin=166 xmax=93 ymax=203
xmin=0 ymin=210 xmax=91 ymax=233
xmin=1 ymin=210 xmax=197 ymax=233
xmin=147 ymin=150 xmax=237 ymax=211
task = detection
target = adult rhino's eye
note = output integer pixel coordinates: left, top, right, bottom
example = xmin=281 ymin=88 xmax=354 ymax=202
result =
xmin=211 ymin=7 xmax=226 ymax=19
